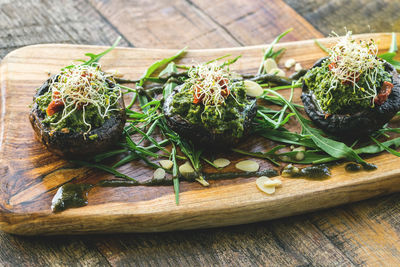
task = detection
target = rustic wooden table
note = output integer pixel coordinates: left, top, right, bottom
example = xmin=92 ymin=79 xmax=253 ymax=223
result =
xmin=1 ymin=0 xmax=400 ymax=266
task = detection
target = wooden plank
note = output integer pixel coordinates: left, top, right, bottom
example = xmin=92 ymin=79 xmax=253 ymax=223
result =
xmin=284 ymin=0 xmax=400 ymax=35
xmin=91 ymin=228 xmax=307 ymax=266
xmin=1 ymin=33 xmax=400 ymax=236
xmin=88 ymin=0 xmax=323 ymax=49
xmin=0 ymin=0 xmax=131 ymax=59
xmin=189 ymin=0 xmax=323 ymax=43
xmin=88 ymin=0 xmax=241 ymax=48
xmin=310 ymin=193 xmax=400 ymax=266
xmin=0 ymin=232 xmax=111 ymax=266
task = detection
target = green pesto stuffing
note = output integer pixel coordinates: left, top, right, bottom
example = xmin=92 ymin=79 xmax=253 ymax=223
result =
xmin=171 ymin=80 xmax=249 ymax=138
xmin=36 ymin=90 xmax=115 ymax=133
xmin=304 ymin=59 xmax=392 ymax=114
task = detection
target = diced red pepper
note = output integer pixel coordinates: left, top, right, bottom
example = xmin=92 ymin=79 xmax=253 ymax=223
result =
xmin=46 ymin=99 xmax=64 ymax=116
xmin=192 ymin=77 xmax=230 ymax=104
xmin=374 ymin=81 xmax=393 ymax=105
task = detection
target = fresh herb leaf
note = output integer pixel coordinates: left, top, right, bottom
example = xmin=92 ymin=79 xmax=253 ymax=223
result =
xmin=389 ymin=32 xmax=398 ymax=53
xmin=371 ymin=136 xmax=400 ymax=156
xmin=159 ymin=62 xmax=178 ymax=78
xmin=138 ymin=47 xmax=187 ymax=86
xmin=313 ymin=38 xmax=330 ymax=54
xmin=258 ymin=28 xmax=293 ymax=74
xmin=264 ymin=88 xmax=367 ymax=164
xmin=71 ymin=160 xmax=136 ymax=181
xmin=63 ymin=37 xmax=121 ymax=70
xmin=171 ymin=144 xmax=179 ymax=205
xmin=378 ymin=33 xmax=400 ymax=70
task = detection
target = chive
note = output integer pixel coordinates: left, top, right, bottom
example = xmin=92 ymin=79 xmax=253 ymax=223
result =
xmin=119 ymin=84 xmax=136 ymax=93
xmin=389 ymin=32 xmax=398 ymax=53
xmin=171 ymin=144 xmax=179 ymax=205
xmin=313 ymin=38 xmax=330 ymax=54
xmin=206 ymin=54 xmax=232 ymax=64
xmin=220 ymin=55 xmax=242 ymax=68
xmin=130 ymin=124 xmax=169 ymax=154
xmin=93 ymin=148 xmax=129 ymax=162
xmin=124 ymin=132 xmax=161 ymax=158
xmin=112 ymin=153 xmax=138 ymax=168
xmin=126 ymin=91 xmax=138 ymax=109
xmin=371 ymin=136 xmax=400 ymax=157
xmin=71 ymin=160 xmax=136 ymax=181
xmin=201 ymin=157 xmax=220 ymax=169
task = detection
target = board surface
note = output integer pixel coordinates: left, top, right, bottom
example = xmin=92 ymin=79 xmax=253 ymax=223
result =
xmin=1 ymin=33 xmax=400 ymax=235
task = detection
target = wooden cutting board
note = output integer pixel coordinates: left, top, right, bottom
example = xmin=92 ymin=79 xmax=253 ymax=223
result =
xmin=1 ymin=33 xmax=400 ymax=236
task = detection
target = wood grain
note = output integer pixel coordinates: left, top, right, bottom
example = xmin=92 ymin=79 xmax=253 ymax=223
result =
xmin=0 ymin=0 xmax=132 ymax=59
xmin=88 ymin=0 xmax=323 ymax=48
xmin=1 ymin=33 xmax=400 ymax=236
xmin=284 ymin=0 xmax=400 ymax=35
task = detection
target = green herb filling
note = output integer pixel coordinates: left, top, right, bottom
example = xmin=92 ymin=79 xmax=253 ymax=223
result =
xmin=171 ymin=80 xmax=250 ymax=138
xmin=304 ymin=59 xmax=392 ymax=114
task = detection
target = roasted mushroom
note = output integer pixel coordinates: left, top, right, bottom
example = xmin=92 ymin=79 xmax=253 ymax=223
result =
xmin=163 ymin=63 xmax=257 ymax=148
xmin=301 ymin=33 xmax=400 ymax=137
xmin=29 ymin=65 xmax=126 ymax=157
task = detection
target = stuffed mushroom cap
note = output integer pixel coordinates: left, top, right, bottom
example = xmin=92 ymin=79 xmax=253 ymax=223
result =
xmin=29 ymin=73 xmax=126 ymax=158
xmin=301 ymin=57 xmax=400 ymax=137
xmin=163 ymin=84 xmax=257 ymax=149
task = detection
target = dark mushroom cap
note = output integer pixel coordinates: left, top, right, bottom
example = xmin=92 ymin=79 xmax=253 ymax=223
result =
xmin=29 ymin=75 xmax=126 ymax=158
xmin=163 ymin=84 xmax=257 ymax=149
xmin=301 ymin=57 xmax=400 ymax=137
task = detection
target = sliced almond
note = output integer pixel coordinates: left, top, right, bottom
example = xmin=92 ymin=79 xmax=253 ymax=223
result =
xmin=269 ymin=68 xmax=286 ymax=77
xmin=159 ymin=160 xmax=173 ymax=170
xmin=292 ymin=146 xmax=306 ymax=152
xmin=295 ymin=151 xmax=305 ymax=161
xmin=263 ymin=58 xmax=278 ymax=73
xmin=244 ymin=80 xmax=263 ymax=97
xmin=294 ymin=63 xmax=303 ymax=72
xmin=256 ymin=176 xmax=281 ymax=195
xmin=279 ymin=155 xmax=290 ymax=162
xmin=284 ymin=58 xmax=296 ymax=69
xmin=179 ymin=161 xmax=195 ymax=177
xmin=213 ymin=158 xmax=230 ymax=168
xmin=235 ymin=160 xmax=259 ymax=172
xmin=263 ymin=179 xmax=282 ymax=187
xmin=153 ymin=168 xmax=166 ymax=180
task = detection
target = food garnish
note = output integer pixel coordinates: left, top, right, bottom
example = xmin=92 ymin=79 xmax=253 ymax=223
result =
xmin=153 ymin=168 xmax=166 ymax=180
xmin=213 ymin=158 xmax=231 ymax=168
xmin=256 ymin=176 xmax=282 ymax=195
xmin=235 ymin=160 xmax=260 ymax=172
xmin=42 ymin=64 xmax=122 ymax=134
xmin=159 ymin=159 xmax=174 ymax=169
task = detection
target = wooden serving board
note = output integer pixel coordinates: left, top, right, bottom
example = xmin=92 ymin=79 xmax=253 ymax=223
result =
xmin=1 ymin=33 xmax=400 ymax=236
